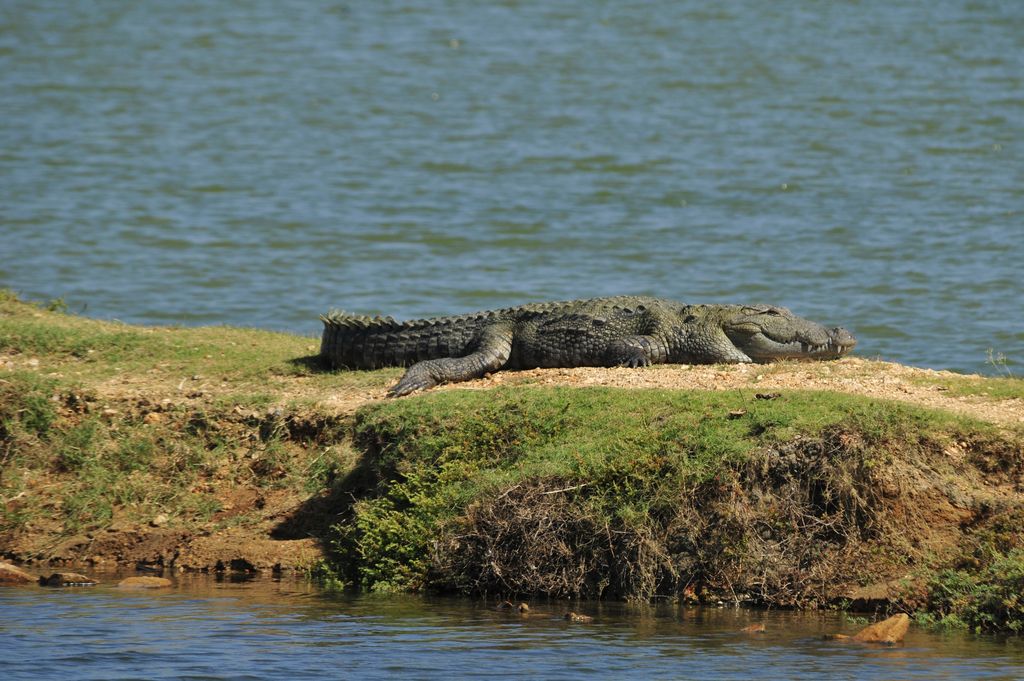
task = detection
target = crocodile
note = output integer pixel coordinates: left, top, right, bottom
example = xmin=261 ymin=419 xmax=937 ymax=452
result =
xmin=319 ymin=296 xmax=856 ymax=397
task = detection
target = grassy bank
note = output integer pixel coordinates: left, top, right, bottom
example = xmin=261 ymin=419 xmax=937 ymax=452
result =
xmin=2 ymin=291 xmax=1023 ymax=632
xmin=332 ymin=389 xmax=1023 ymax=626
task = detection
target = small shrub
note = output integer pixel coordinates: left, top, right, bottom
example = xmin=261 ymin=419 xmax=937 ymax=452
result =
xmin=333 ymin=478 xmax=436 ymax=592
xmin=55 ymin=419 xmax=102 ymax=472
xmin=925 ymin=550 xmax=1024 ymax=633
xmin=62 ymin=485 xmax=114 ymax=531
xmin=45 ymin=297 xmax=68 ymax=313
xmin=0 ymin=373 xmax=57 ymax=448
xmin=113 ymin=435 xmax=155 ymax=472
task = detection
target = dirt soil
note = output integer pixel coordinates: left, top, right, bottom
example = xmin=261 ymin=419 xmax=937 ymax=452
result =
xmin=444 ymin=358 xmax=1023 ymax=427
xmin=83 ymin=355 xmax=1024 ymax=426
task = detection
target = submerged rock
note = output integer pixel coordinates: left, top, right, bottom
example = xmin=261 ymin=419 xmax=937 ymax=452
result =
xmin=827 ymin=613 xmax=910 ymax=644
xmin=40 ymin=572 xmax=98 ymax=587
xmin=0 ymin=561 xmax=35 ymax=585
xmin=117 ymin=576 xmax=173 ymax=589
xmin=496 ymin=600 xmax=530 ymax=613
xmin=564 ymin=612 xmax=593 ymax=623
xmin=852 ymin=613 xmax=910 ymax=643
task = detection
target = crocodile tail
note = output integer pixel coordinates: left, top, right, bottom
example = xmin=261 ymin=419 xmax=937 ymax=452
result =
xmin=320 ymin=311 xmax=401 ymax=369
xmin=319 ymin=310 xmax=399 ymax=330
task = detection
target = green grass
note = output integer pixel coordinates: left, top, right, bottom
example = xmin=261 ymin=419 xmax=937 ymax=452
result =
xmin=357 ymin=385 xmax=986 ymax=479
xmin=0 ymin=291 xmax=369 ymax=539
xmin=0 ymin=288 xmax=390 ymax=392
xmin=0 ymin=371 xmax=59 ymax=449
xmin=910 ymin=375 xmax=1024 ymax=401
xmin=0 ymin=379 xmax=227 ymax=533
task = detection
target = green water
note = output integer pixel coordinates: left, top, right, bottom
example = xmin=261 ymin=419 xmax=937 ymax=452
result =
xmin=1 ymin=1 xmax=1022 ymax=373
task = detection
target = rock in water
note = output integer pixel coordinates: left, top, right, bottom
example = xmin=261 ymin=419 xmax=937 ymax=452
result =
xmin=117 ymin=576 xmax=173 ymax=589
xmin=564 ymin=612 xmax=593 ymax=623
xmin=827 ymin=613 xmax=911 ymax=644
xmin=852 ymin=613 xmax=910 ymax=643
xmin=40 ymin=572 xmax=97 ymax=587
xmin=0 ymin=561 xmax=35 ymax=585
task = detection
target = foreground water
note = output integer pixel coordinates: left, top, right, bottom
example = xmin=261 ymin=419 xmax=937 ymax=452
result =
xmin=2 ymin=577 xmax=1024 ymax=681
xmin=2 ymin=1 xmax=1022 ymax=374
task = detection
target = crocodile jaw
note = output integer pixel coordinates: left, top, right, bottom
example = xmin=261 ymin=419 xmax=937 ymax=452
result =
xmin=732 ymin=326 xmax=857 ymax=362
xmin=720 ymin=306 xmax=857 ymax=363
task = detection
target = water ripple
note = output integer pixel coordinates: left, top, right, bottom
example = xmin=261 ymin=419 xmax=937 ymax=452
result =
xmin=1 ymin=0 xmax=1022 ymax=373
xmin=4 ymin=585 xmax=1024 ymax=680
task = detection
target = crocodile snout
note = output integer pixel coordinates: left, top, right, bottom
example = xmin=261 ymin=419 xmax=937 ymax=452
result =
xmin=828 ymin=327 xmax=857 ymax=356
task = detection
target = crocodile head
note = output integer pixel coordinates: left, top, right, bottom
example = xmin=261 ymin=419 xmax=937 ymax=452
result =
xmin=721 ymin=305 xmax=856 ymax=362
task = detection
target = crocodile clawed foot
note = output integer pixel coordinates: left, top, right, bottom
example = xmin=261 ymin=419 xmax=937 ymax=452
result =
xmin=387 ymin=367 xmax=438 ymax=398
xmin=621 ymin=354 xmax=652 ymax=369
xmin=386 ymin=379 xmax=432 ymax=398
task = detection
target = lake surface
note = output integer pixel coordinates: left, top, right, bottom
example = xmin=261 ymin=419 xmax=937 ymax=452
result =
xmin=1 ymin=1 xmax=1022 ymax=374
xmin=3 ymin=577 xmax=1024 ymax=681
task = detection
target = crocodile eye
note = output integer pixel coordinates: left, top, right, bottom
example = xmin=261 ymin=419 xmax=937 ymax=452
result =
xmin=742 ymin=306 xmax=771 ymax=315
xmin=763 ymin=309 xmax=782 ymax=316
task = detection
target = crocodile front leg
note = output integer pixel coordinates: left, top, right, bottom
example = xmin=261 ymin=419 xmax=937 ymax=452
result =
xmin=675 ymin=326 xmax=754 ymax=364
xmin=387 ymin=324 xmax=514 ymax=397
xmin=603 ymin=335 xmax=671 ymax=368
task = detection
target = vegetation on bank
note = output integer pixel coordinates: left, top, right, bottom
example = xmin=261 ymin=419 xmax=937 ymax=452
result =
xmin=327 ymin=389 xmax=1023 ymax=630
xmin=2 ymin=290 xmax=1024 ymax=633
xmin=0 ymin=290 xmax=377 ymax=549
